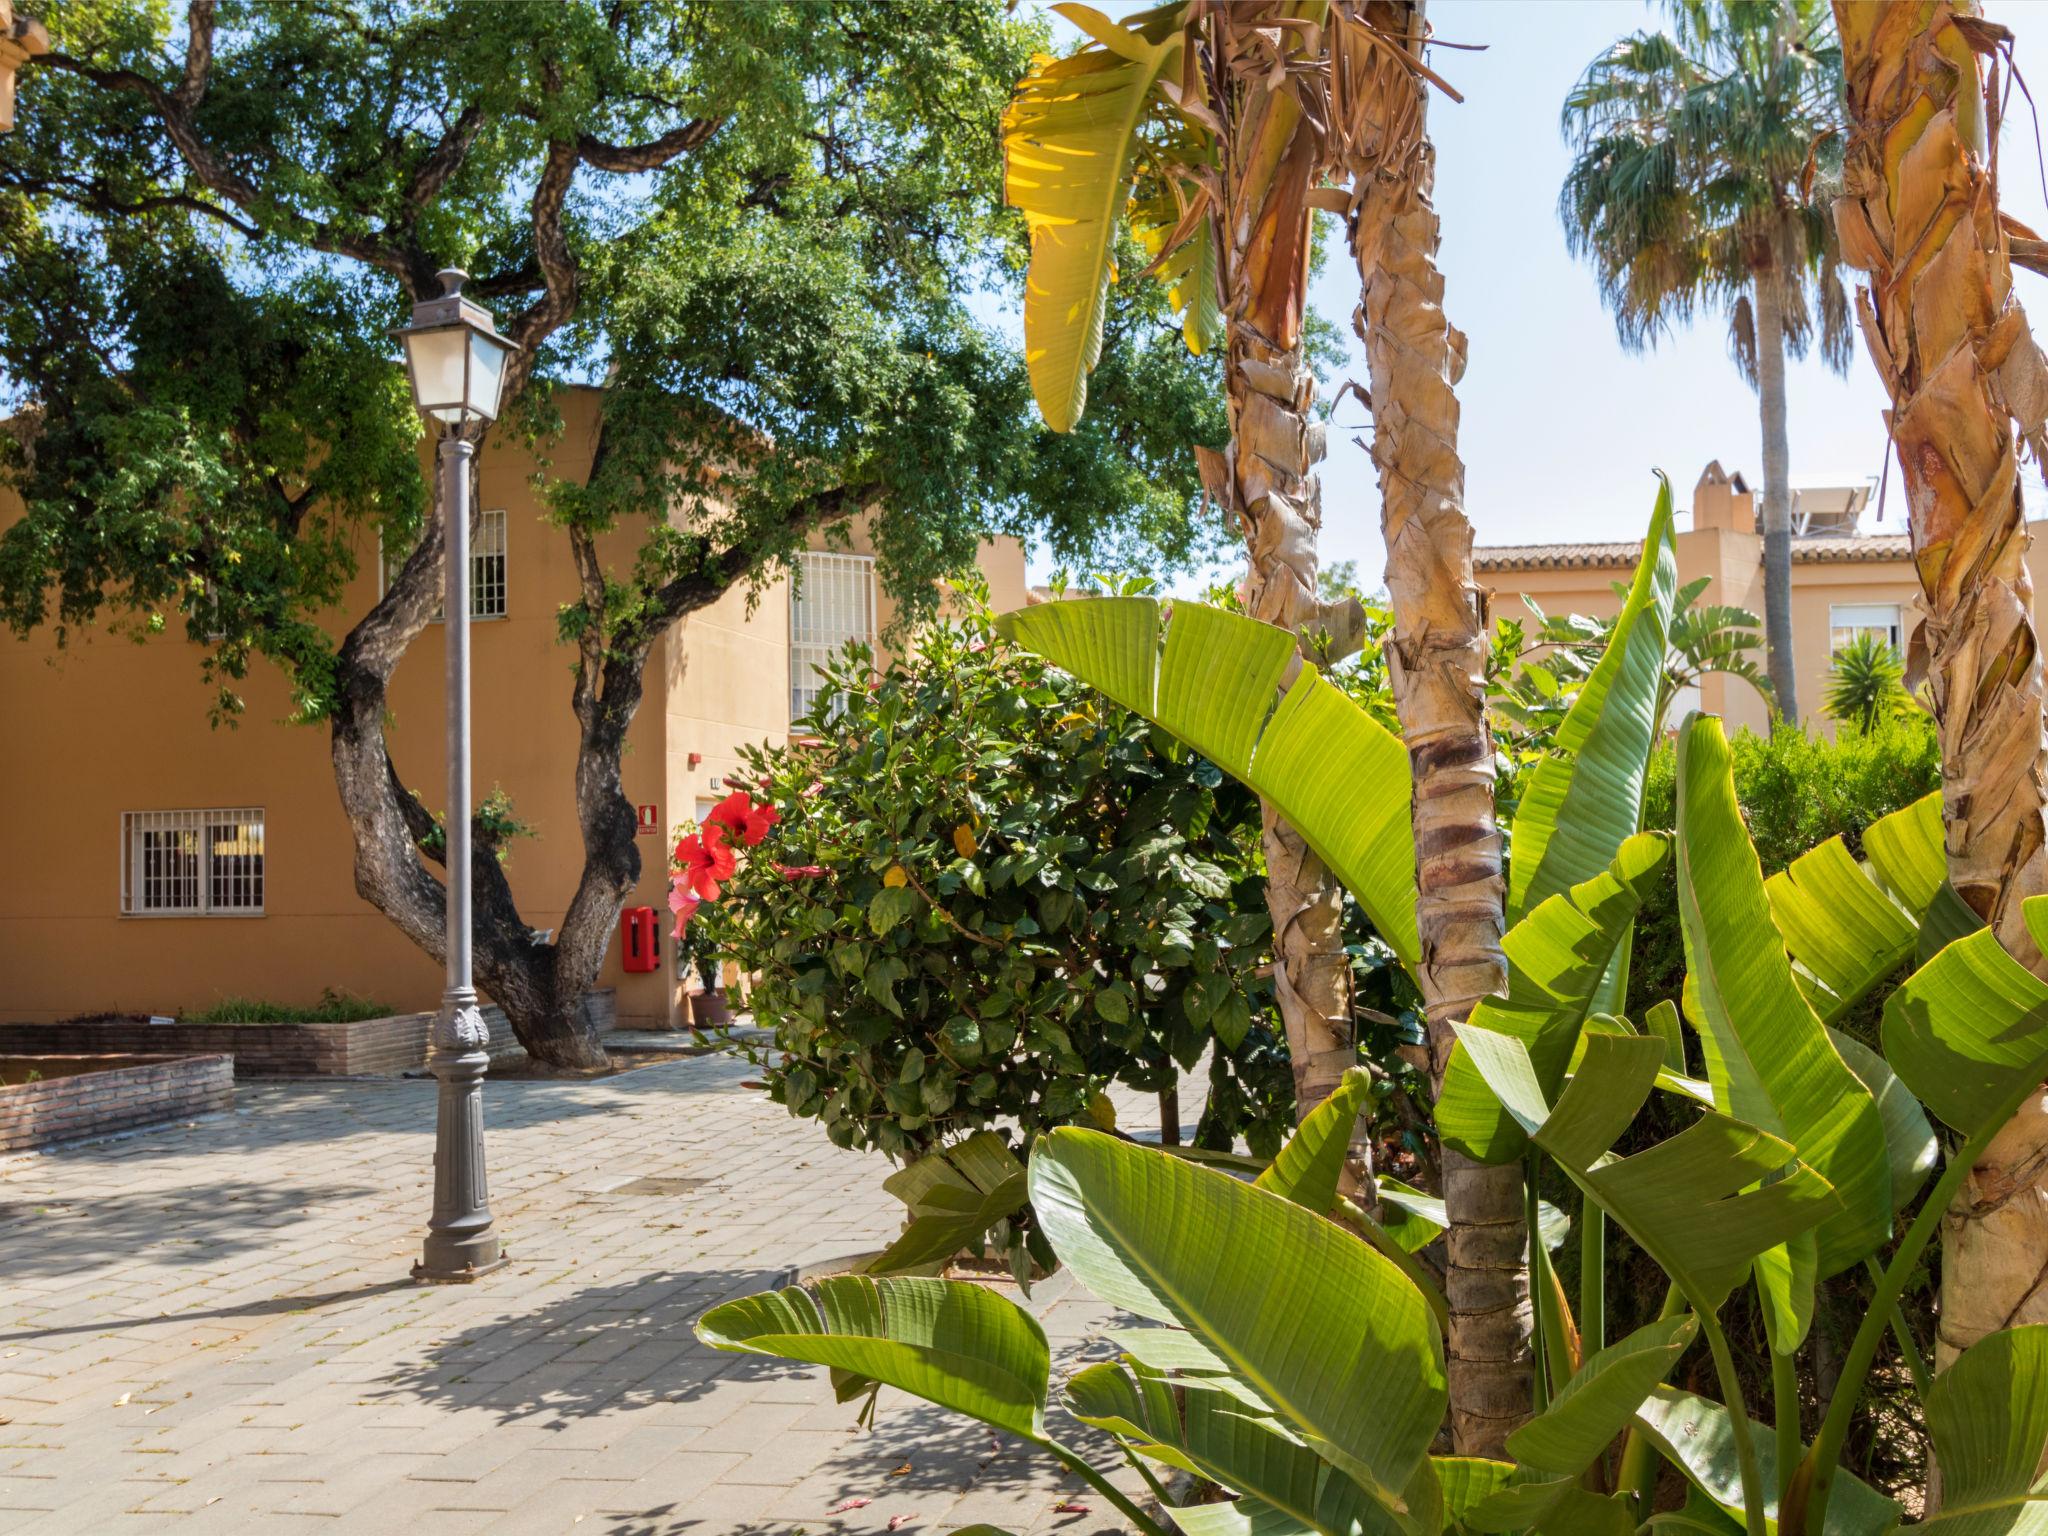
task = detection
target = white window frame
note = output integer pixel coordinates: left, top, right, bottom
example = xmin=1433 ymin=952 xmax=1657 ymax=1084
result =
xmin=379 ymin=508 xmax=509 ymax=621
xmin=1829 ymin=602 xmax=1904 ymax=655
xmin=790 ymin=551 xmax=877 ymax=722
xmin=120 ymin=808 xmax=266 ymax=917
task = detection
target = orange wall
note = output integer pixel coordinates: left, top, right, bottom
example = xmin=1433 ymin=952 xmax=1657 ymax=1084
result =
xmin=0 ymin=388 xmax=1028 ymax=1027
xmin=1483 ymin=521 xmax=2048 ymax=738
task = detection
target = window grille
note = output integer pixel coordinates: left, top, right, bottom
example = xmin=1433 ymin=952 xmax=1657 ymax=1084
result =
xmin=379 ymin=509 xmax=508 ymax=620
xmin=1828 ymin=602 xmax=1903 ymax=655
xmin=790 ymin=551 xmax=877 ymax=722
xmin=121 ymin=808 xmax=265 ymax=916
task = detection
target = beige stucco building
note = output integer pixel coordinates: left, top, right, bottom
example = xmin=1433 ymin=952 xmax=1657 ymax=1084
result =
xmin=0 ymin=388 xmax=1028 ymax=1028
xmin=1474 ymin=461 xmax=2036 ymax=738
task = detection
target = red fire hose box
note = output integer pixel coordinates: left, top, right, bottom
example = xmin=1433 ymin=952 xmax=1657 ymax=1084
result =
xmin=620 ymin=906 xmax=658 ymax=973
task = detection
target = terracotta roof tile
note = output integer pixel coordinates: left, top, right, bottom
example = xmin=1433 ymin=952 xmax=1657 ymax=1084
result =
xmin=1789 ymin=533 xmax=1913 ymax=562
xmin=1472 ymin=532 xmax=1916 ymax=573
xmin=1472 ymin=541 xmax=1640 ymax=572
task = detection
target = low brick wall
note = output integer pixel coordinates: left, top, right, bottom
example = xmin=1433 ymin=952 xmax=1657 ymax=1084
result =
xmin=0 ymin=991 xmax=617 ymax=1078
xmin=0 ymin=1054 xmax=233 ymax=1153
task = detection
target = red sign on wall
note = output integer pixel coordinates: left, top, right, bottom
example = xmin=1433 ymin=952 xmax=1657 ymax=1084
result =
xmin=635 ymin=804 xmax=659 ymax=837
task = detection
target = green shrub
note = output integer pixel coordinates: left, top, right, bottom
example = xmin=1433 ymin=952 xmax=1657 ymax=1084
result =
xmin=183 ymin=989 xmax=395 ymax=1024
xmin=702 ymin=599 xmax=1293 ymax=1178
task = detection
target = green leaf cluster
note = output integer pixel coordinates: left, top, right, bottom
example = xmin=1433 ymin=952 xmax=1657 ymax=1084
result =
xmin=699 ymin=598 xmax=1293 ymax=1181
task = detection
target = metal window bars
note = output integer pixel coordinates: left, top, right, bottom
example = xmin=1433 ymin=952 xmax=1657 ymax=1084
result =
xmin=789 ymin=551 xmax=877 ymax=723
xmin=379 ymin=508 xmax=508 ymax=620
xmin=121 ymin=808 xmax=265 ymax=916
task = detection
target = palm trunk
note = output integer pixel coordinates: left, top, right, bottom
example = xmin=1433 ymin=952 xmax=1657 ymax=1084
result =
xmin=1834 ymin=0 xmax=2048 ymax=1367
xmin=1754 ymin=264 xmax=1800 ymax=722
xmin=1228 ymin=341 xmax=1363 ymax=1131
xmin=1212 ymin=11 xmax=1367 ymax=1165
xmin=1341 ymin=5 xmax=1530 ymax=1451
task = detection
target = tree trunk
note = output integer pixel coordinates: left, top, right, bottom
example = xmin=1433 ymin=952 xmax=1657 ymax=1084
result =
xmin=1341 ymin=14 xmax=1531 ymax=1449
xmin=1211 ymin=10 xmax=1368 ymax=1167
xmin=1834 ymin=0 xmax=2048 ymax=1367
xmin=1754 ymin=264 xmax=1800 ymax=722
xmin=329 ymin=445 xmax=656 ymax=1073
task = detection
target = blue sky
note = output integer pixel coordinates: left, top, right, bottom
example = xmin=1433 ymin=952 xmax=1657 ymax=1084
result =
xmin=1013 ymin=0 xmax=2048 ymax=589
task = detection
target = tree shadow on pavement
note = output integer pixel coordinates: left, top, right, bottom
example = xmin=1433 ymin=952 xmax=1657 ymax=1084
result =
xmin=376 ymin=1266 xmax=808 ymax=1428
xmin=0 ymin=1179 xmax=377 ymax=1284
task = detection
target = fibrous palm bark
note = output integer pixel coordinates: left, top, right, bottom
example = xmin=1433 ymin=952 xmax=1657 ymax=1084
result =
xmin=1833 ymin=0 xmax=2048 ymax=1366
xmin=1203 ymin=7 xmax=1365 ymax=1154
xmin=1335 ymin=0 xmax=1531 ymax=1456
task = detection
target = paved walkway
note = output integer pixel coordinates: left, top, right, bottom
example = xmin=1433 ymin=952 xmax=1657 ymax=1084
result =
xmin=0 ymin=1053 xmax=1144 ymax=1534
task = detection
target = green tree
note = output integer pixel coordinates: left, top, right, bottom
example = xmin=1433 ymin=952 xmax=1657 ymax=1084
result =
xmin=0 ymin=0 xmax=1227 ymax=1067
xmin=1561 ymin=0 xmax=1853 ymax=723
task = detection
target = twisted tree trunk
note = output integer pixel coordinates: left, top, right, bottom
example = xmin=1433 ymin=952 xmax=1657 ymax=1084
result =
xmin=1341 ymin=4 xmax=1530 ymax=1451
xmin=1834 ymin=0 xmax=2048 ymax=1366
xmin=1754 ymin=263 xmax=1800 ymax=722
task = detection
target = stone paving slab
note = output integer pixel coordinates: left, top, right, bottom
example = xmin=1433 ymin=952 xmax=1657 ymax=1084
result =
xmin=0 ymin=1054 xmax=1150 ymax=1534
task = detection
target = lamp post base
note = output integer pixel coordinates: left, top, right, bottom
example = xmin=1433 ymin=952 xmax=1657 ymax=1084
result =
xmin=413 ymin=1253 xmax=511 ymax=1285
xmin=415 ymin=994 xmax=503 ymax=1284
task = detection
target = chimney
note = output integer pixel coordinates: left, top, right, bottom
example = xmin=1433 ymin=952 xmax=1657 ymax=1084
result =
xmin=1692 ymin=461 xmax=1755 ymax=534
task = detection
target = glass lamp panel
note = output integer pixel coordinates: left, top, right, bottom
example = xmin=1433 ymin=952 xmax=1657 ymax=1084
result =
xmin=404 ymin=325 xmax=468 ymax=423
xmin=466 ymin=328 xmax=511 ymax=422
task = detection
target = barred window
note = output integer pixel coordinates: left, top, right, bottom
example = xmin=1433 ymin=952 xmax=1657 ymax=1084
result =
xmin=122 ymin=809 xmax=265 ymax=916
xmin=790 ymin=551 xmax=876 ymax=722
xmin=379 ymin=509 xmax=508 ymax=620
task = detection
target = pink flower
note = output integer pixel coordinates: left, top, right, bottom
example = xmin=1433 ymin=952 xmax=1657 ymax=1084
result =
xmin=667 ymin=879 xmax=702 ymax=939
xmin=706 ymin=789 xmax=778 ymax=848
xmin=773 ymin=863 xmax=826 ymax=879
xmin=673 ymin=823 xmax=738 ymax=901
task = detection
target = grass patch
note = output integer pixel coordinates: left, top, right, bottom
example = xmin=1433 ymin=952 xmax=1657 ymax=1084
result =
xmin=184 ymin=990 xmax=395 ymax=1025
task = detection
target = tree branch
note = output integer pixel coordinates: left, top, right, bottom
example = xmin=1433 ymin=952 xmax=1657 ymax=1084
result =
xmin=575 ymin=117 xmax=723 ymax=172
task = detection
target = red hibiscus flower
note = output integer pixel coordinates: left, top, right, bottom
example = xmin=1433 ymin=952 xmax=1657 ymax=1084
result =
xmin=674 ymin=823 xmax=738 ymax=901
xmin=706 ymin=789 xmax=779 ymax=847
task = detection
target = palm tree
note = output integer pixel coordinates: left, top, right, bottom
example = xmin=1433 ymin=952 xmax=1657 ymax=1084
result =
xmin=1831 ymin=0 xmax=2048 ymax=1369
xmin=1332 ymin=0 xmax=1532 ymax=1456
xmin=1821 ymin=632 xmax=1907 ymax=734
xmin=1559 ymin=0 xmax=1853 ymax=725
xmin=1004 ymin=7 xmax=1366 ymax=1155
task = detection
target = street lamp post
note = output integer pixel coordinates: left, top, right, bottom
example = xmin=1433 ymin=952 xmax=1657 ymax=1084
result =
xmin=393 ymin=268 xmax=519 ymax=1284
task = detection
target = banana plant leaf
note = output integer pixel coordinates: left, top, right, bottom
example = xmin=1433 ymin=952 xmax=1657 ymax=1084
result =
xmin=1029 ymin=1127 xmax=1444 ymax=1523
xmin=1631 ymin=1388 xmax=1902 ymax=1535
xmin=1256 ymin=1066 xmax=1374 ymax=1214
xmin=864 ymin=1131 xmax=1030 ymax=1278
xmin=695 ymin=1274 xmax=1048 ymax=1440
xmin=1883 ymin=896 xmax=2048 ymax=1138
xmin=1003 ymin=4 xmax=1184 ymax=432
xmin=1675 ymin=713 xmax=1891 ymax=1301
xmin=994 ymin=597 xmax=1419 ymax=972
xmin=1438 ymin=833 xmax=1670 ymax=1164
xmin=1067 ymin=1357 xmax=1400 ymax=1536
xmin=1462 ymin=1472 xmax=1633 ymax=1536
xmin=1505 ymin=1314 xmax=1698 ymax=1477
xmin=1763 ymin=791 xmax=1973 ymax=1022
xmin=1830 ymin=1028 xmax=1938 ymax=1215
xmin=1453 ymin=1025 xmax=1838 ymax=1311
xmin=1507 ymin=476 xmax=1680 ymax=936
xmin=1917 ymin=1324 xmax=2048 ymax=1534
xmin=1165 ymin=1502 xmax=1322 ymax=1536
